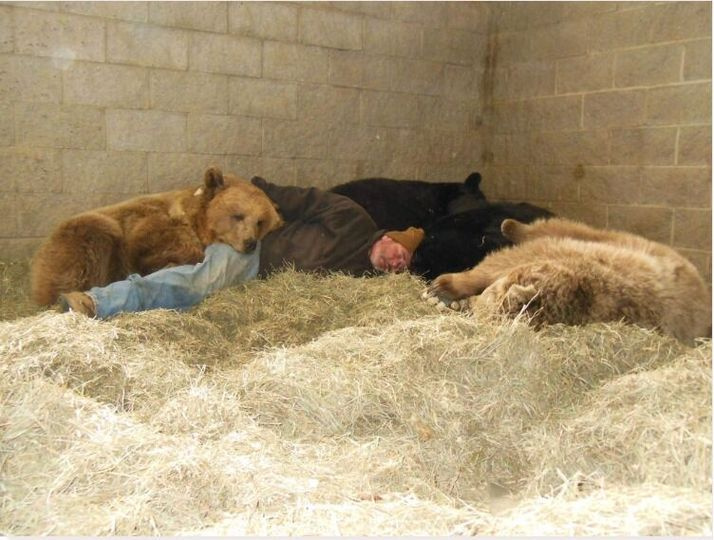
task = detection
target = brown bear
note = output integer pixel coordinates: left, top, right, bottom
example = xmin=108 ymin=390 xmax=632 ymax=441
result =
xmin=428 ymin=217 xmax=711 ymax=344
xmin=30 ymin=167 xmax=283 ymax=306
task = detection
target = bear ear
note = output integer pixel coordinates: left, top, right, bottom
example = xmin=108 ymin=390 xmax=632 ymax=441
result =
xmin=464 ymin=171 xmax=482 ymax=192
xmin=202 ymin=166 xmax=225 ymax=199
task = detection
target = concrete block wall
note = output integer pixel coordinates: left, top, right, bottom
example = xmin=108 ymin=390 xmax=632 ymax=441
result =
xmin=1 ymin=1 xmax=711 ymax=282
xmin=482 ymin=1 xmax=712 ymax=280
xmin=0 ymin=1 xmax=488 ymax=258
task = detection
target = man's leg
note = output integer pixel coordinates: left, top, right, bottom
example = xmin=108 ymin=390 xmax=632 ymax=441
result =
xmin=68 ymin=243 xmax=260 ymax=319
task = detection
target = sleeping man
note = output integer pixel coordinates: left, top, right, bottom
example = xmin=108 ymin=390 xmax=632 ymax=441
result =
xmin=59 ymin=177 xmax=425 ymax=319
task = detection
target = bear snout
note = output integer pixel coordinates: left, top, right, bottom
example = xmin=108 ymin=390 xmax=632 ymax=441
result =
xmin=243 ymin=239 xmax=257 ymax=253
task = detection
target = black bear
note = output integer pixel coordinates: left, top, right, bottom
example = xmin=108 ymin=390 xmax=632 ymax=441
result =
xmin=411 ymin=201 xmax=554 ymax=280
xmin=329 ymin=172 xmax=486 ymax=230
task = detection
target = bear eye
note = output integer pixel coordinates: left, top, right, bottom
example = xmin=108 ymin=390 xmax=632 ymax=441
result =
xmin=257 ymin=220 xmax=264 ymax=228
xmin=232 ymin=214 xmax=244 ymax=221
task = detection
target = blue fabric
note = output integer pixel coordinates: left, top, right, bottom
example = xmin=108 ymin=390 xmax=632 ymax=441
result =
xmin=87 ymin=243 xmax=260 ymax=319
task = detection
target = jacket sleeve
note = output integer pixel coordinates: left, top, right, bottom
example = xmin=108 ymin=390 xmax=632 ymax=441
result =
xmin=251 ymin=177 xmax=383 ymax=276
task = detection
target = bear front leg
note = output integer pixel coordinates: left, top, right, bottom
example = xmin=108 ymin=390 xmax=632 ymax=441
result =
xmin=500 ymin=218 xmax=533 ymax=244
xmin=427 ymin=267 xmax=495 ymax=300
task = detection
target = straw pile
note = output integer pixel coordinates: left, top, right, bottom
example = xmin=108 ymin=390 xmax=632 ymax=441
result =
xmin=0 ymin=260 xmax=711 ymax=536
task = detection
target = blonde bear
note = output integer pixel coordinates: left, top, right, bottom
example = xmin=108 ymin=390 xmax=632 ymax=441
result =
xmin=428 ymin=217 xmax=711 ymax=344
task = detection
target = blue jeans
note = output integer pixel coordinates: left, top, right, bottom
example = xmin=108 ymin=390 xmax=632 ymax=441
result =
xmin=87 ymin=243 xmax=260 ymax=319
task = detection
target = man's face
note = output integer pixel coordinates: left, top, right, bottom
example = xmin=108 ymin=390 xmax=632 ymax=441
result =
xmin=369 ymin=235 xmax=412 ymax=273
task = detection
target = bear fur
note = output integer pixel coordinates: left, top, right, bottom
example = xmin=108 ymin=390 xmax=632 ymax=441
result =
xmin=411 ymin=201 xmax=553 ymax=280
xmin=329 ymin=172 xmax=486 ymax=230
xmin=428 ymin=217 xmax=711 ymax=344
xmin=30 ymin=167 xmax=283 ymax=306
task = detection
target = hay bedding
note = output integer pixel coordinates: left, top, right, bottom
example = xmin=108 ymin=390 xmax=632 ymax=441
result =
xmin=0 ymin=260 xmax=710 ymax=535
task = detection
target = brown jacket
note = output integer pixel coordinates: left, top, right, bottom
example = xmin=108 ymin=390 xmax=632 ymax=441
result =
xmin=251 ymin=177 xmax=385 ymax=277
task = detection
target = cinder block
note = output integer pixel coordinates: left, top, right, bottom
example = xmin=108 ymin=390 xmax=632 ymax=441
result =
xmin=560 ymin=2 xmax=617 ymax=22
xmin=0 ymin=147 xmax=61 ymax=193
xmin=420 ymin=97 xmax=481 ymax=132
xmin=357 ymin=159 xmax=419 ymax=181
xmin=579 ymin=165 xmax=641 ymax=204
xmin=494 ymin=61 xmax=555 ymax=100
xmin=0 ymin=55 xmax=62 ymax=103
xmin=383 ymin=127 xmax=428 ymax=164
xmin=148 ymin=153 xmax=227 ymax=192
xmin=329 ymin=125 xmax=389 ymax=161
xmin=446 ymin=1 xmax=488 ymax=33
xmin=64 ymin=62 xmax=148 ymax=108
xmin=187 ymin=114 xmax=262 ymax=155
xmin=228 ymin=2 xmax=297 ymax=41
xmin=151 ymin=70 xmax=228 ymax=113
xmin=328 ymin=50 xmax=391 ymax=90
xmin=16 ymin=102 xmax=105 ymax=149
xmin=650 ymin=1 xmax=712 ymax=42
xmin=62 ymin=150 xmax=147 ymax=193
xmin=107 ymin=109 xmax=186 ymax=152
xmin=528 ymin=19 xmax=588 ymax=61
xmin=225 ymin=155 xmax=297 ymax=185
xmin=683 ymin=39 xmax=711 ymax=81
xmin=608 ymin=205 xmax=673 ymax=244
xmin=390 ymin=58 xmax=443 ymax=96
xmin=678 ymin=126 xmax=712 ymax=166
xmin=364 ymin=18 xmax=421 ymax=58
xmin=493 ymin=30 xmax=531 ymax=66
xmin=587 ymin=7 xmax=655 ymax=52
xmin=547 ymin=201 xmax=608 ymax=228
xmin=14 ymin=9 xmax=105 ymax=62
xmin=108 ymin=21 xmax=189 ymax=69
xmin=583 ymin=90 xmax=646 ymax=129
xmin=0 ymin=195 xmax=17 ymax=237
xmin=149 ymin=1 xmax=226 ymax=32
xmin=17 ymin=192 xmax=127 ymax=236
xmin=444 ymin=65 xmax=480 ymax=99
xmin=646 ymin=83 xmax=711 ymax=126
xmin=523 ymin=95 xmax=582 ymax=132
xmin=320 ymin=2 xmax=392 ymax=19
xmin=610 ymin=127 xmax=677 ymax=166
xmin=0 ymin=6 xmax=13 ymax=53
xmin=425 ymin=28 xmax=484 ymax=66
xmin=557 ymin=53 xmax=613 ymax=94
xmin=527 ymin=165 xmax=581 ymax=202
xmin=298 ymin=84 xmax=360 ymax=125
xmin=190 ymin=32 xmax=261 ymax=76
xmin=0 ymin=102 xmax=12 ymax=146
xmin=361 ymin=90 xmax=421 ymax=128
xmin=262 ymin=118 xmax=328 ymax=159
xmin=299 ymin=8 xmax=362 ymax=50
xmin=229 ymin=77 xmax=296 ymax=119
xmin=527 ymin=130 xmax=610 ymax=166
xmin=296 ymin=158 xmax=359 ymax=189
xmin=614 ymin=44 xmax=683 ymax=88
xmin=392 ymin=2 xmax=447 ymax=27
xmin=60 ymin=1 xmax=148 ymax=22
xmin=422 ymin=129 xmax=481 ymax=165
xmin=640 ymin=167 xmax=711 ymax=208
xmin=673 ymin=208 xmax=711 ymax=250
xmin=263 ymin=41 xmax=328 ymax=83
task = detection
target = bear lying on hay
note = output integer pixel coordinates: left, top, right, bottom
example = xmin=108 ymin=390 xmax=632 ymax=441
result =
xmin=30 ymin=167 xmax=283 ymax=306
xmin=428 ymin=217 xmax=711 ymax=344
xmin=329 ymin=171 xmax=487 ymax=230
xmin=411 ymin=201 xmax=554 ymax=280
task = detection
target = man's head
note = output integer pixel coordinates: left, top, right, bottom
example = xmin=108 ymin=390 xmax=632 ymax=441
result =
xmin=369 ymin=226 xmax=425 ymax=273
